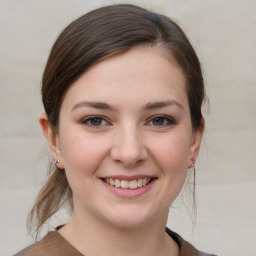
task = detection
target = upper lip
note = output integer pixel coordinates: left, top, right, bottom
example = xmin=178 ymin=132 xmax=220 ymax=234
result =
xmin=100 ymin=175 xmax=156 ymax=181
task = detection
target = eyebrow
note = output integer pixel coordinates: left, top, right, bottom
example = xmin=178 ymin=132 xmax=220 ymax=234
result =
xmin=144 ymin=100 xmax=184 ymax=110
xmin=71 ymin=101 xmax=116 ymax=111
xmin=71 ymin=99 xmax=184 ymax=111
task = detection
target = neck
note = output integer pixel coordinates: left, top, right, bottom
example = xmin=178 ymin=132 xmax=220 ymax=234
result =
xmin=59 ymin=208 xmax=178 ymax=256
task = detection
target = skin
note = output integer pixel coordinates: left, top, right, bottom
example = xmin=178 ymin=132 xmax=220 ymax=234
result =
xmin=40 ymin=46 xmax=204 ymax=256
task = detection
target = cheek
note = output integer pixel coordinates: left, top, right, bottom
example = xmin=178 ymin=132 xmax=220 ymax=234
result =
xmin=59 ymin=130 xmax=109 ymax=177
xmin=59 ymin=132 xmax=110 ymax=199
xmin=148 ymin=132 xmax=191 ymax=171
xmin=151 ymin=134 xmax=191 ymax=203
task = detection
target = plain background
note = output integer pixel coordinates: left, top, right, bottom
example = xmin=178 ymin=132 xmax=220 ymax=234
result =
xmin=1 ymin=0 xmax=256 ymax=255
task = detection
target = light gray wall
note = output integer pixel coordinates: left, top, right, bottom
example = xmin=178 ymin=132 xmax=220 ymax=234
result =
xmin=1 ymin=0 xmax=255 ymax=255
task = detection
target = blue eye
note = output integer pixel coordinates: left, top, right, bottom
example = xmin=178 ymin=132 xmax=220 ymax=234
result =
xmin=149 ymin=116 xmax=175 ymax=126
xmin=81 ymin=116 xmax=107 ymax=127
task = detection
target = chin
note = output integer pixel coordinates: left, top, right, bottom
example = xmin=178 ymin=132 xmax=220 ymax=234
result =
xmin=101 ymin=206 xmax=163 ymax=230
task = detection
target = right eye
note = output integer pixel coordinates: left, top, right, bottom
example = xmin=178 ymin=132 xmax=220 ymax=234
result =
xmin=147 ymin=115 xmax=176 ymax=127
xmin=81 ymin=116 xmax=108 ymax=127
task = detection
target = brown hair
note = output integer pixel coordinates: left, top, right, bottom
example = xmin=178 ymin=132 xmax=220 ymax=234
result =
xmin=28 ymin=4 xmax=205 ymax=236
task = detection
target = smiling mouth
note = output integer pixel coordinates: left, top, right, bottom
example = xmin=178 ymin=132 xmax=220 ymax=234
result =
xmin=103 ymin=178 xmax=155 ymax=190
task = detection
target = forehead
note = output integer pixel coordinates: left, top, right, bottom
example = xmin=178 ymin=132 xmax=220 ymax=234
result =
xmin=61 ymin=46 xmax=188 ymax=109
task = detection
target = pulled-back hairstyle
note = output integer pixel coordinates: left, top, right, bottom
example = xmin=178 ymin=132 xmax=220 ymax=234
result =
xmin=28 ymin=4 xmax=205 ymax=236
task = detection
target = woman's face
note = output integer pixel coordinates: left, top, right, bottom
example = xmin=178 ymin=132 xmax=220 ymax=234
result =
xmin=46 ymin=46 xmax=203 ymax=228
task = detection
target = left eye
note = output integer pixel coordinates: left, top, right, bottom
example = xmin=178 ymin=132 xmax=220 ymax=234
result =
xmin=81 ymin=116 xmax=107 ymax=127
xmin=149 ymin=116 xmax=175 ymax=126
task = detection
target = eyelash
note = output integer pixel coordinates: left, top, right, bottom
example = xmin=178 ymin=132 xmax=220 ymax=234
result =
xmin=81 ymin=116 xmax=109 ymax=127
xmin=147 ymin=115 xmax=176 ymax=127
xmin=81 ymin=115 xmax=176 ymax=128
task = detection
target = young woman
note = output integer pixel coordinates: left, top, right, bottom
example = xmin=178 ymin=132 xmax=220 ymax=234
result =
xmin=15 ymin=4 xmax=216 ymax=256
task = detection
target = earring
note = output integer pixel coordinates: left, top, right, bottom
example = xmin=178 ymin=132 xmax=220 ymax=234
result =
xmin=188 ymin=163 xmax=194 ymax=169
xmin=55 ymin=159 xmax=63 ymax=170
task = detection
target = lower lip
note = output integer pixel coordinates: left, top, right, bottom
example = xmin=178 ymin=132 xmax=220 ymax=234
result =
xmin=101 ymin=179 xmax=156 ymax=198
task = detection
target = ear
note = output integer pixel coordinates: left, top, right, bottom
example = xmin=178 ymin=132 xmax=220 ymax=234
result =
xmin=188 ymin=118 xmax=205 ymax=167
xmin=39 ymin=113 xmax=64 ymax=169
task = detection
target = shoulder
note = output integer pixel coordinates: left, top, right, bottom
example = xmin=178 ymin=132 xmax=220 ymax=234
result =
xmin=14 ymin=231 xmax=83 ymax=256
xmin=166 ymin=227 xmax=217 ymax=256
xmin=14 ymin=232 xmax=61 ymax=256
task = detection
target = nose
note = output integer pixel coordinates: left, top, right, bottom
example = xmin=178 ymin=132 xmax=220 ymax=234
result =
xmin=110 ymin=125 xmax=148 ymax=168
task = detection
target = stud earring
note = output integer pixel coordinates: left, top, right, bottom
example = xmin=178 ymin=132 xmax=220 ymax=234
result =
xmin=188 ymin=163 xmax=194 ymax=169
xmin=55 ymin=159 xmax=63 ymax=170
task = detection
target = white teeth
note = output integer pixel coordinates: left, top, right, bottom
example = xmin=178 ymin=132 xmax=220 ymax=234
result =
xmin=104 ymin=178 xmax=152 ymax=189
xmin=129 ymin=180 xmax=137 ymax=189
xmin=121 ymin=180 xmax=129 ymax=189
xmin=137 ymin=179 xmax=142 ymax=187
xmin=114 ymin=179 xmax=121 ymax=188
xmin=142 ymin=177 xmax=147 ymax=186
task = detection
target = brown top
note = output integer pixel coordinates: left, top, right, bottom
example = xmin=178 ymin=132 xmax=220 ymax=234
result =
xmin=14 ymin=228 xmax=216 ymax=256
